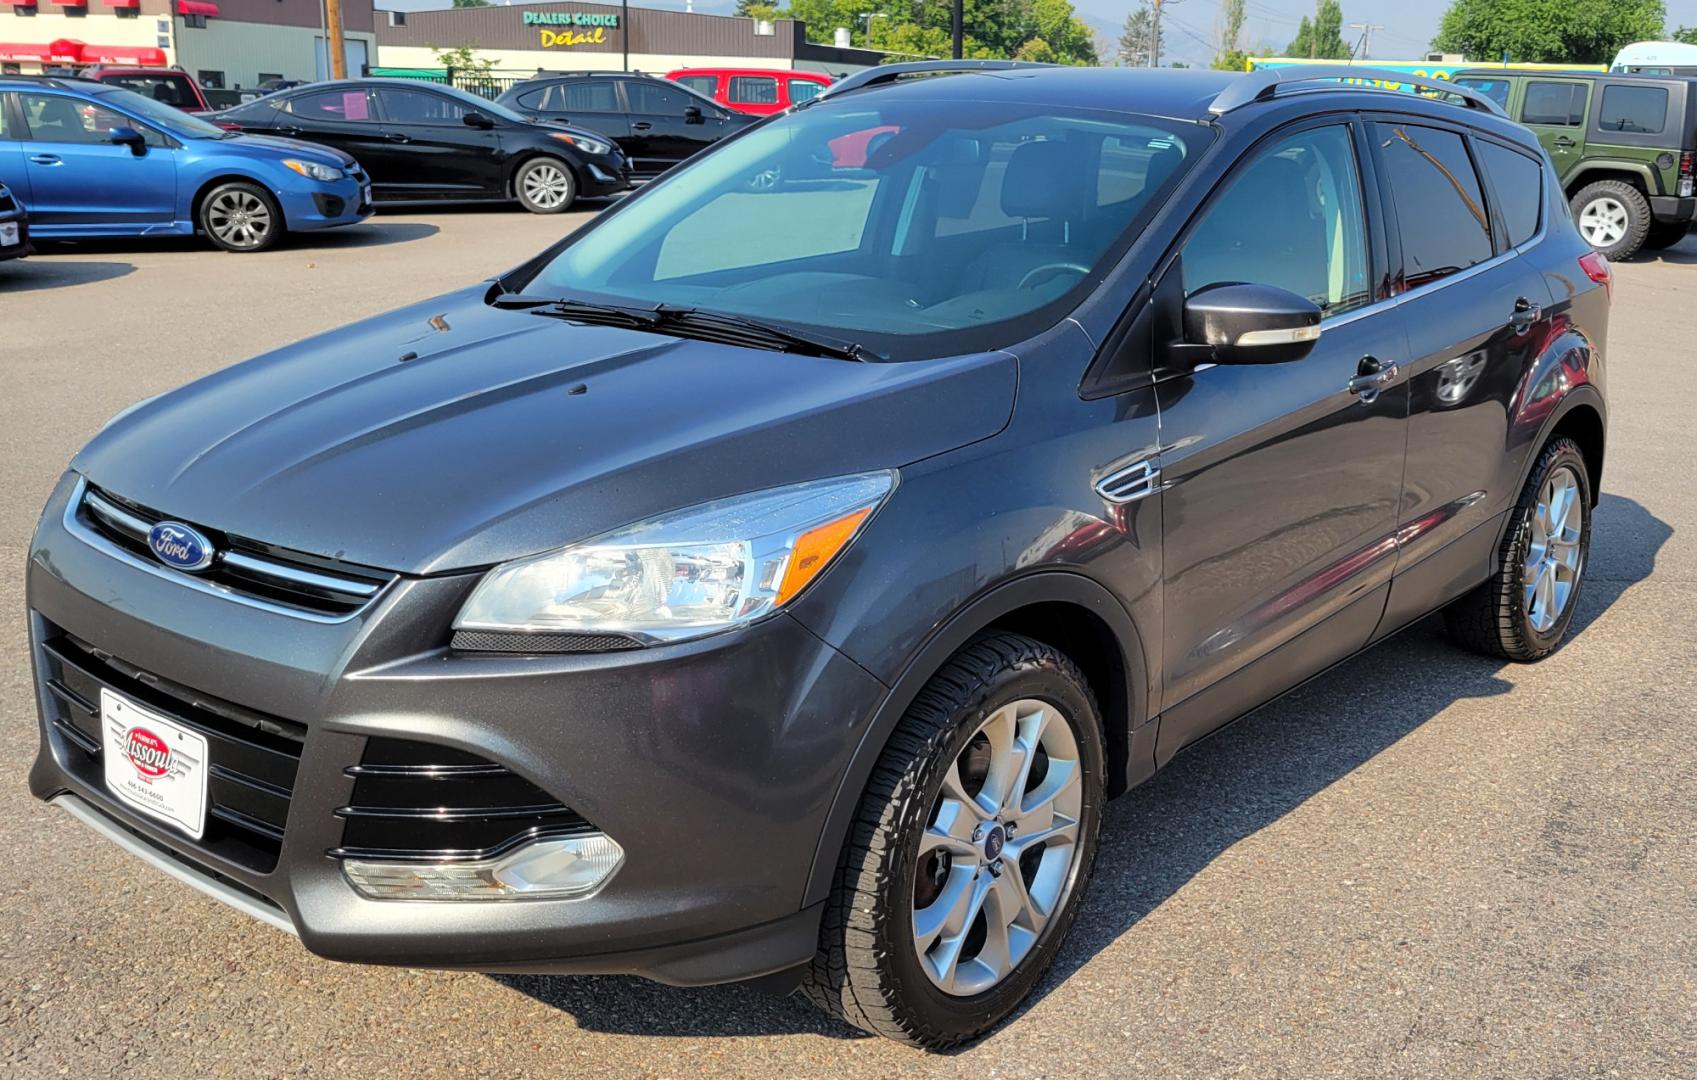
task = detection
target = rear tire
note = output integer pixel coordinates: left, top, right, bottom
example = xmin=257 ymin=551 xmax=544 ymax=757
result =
xmin=1642 ymin=220 xmax=1689 ymax=251
xmin=513 ymin=157 xmax=576 ymax=214
xmin=1571 ymin=180 xmax=1651 ymax=260
xmin=1444 ymin=437 xmax=1592 ymax=661
xmin=801 ymin=633 xmax=1106 ymax=1048
xmin=199 ymin=181 xmax=282 ymax=253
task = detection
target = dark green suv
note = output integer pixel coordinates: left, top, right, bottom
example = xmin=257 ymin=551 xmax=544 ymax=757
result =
xmin=1454 ymin=69 xmax=1697 ymax=258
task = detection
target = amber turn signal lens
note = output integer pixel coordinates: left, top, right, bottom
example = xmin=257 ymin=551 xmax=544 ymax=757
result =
xmin=776 ymin=508 xmax=873 ymax=606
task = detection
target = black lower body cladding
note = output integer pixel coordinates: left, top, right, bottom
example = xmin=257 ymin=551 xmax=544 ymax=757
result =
xmin=26 ymin=471 xmax=887 ymax=985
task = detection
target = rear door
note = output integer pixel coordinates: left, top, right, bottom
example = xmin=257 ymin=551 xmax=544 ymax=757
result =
xmin=15 ymin=91 xmax=177 ymax=228
xmin=272 ymin=86 xmax=387 ymax=178
xmin=371 ymin=86 xmax=503 ymax=199
xmin=512 ymin=79 xmax=632 ymax=157
xmin=0 ymin=92 xmax=28 ymax=202
xmin=620 ymin=78 xmax=725 ymax=177
xmin=1369 ymin=118 xmax=1554 ymax=634
xmin=1518 ymin=78 xmax=1590 ymax=181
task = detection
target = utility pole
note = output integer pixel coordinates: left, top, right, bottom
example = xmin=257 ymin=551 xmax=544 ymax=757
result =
xmin=1348 ymin=22 xmax=1383 ymax=60
xmin=1150 ymin=0 xmax=1164 ymax=67
xmin=622 ymin=0 xmax=630 ymax=70
xmin=325 ymin=0 xmax=346 ymax=78
xmin=951 ymin=0 xmax=962 ymax=59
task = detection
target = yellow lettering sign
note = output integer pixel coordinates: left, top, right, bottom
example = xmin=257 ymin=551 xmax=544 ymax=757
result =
xmin=539 ymin=26 xmax=607 ymax=47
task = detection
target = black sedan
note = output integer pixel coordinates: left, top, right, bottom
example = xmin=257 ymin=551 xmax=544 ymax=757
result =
xmin=209 ymin=79 xmax=630 ymax=213
xmin=0 ymin=179 xmax=27 ymax=262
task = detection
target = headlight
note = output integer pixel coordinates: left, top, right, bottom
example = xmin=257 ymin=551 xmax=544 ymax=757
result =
xmin=550 ymin=132 xmax=612 ymax=156
xmin=454 ymin=471 xmax=895 ymax=643
xmin=282 ymin=158 xmax=345 ymax=182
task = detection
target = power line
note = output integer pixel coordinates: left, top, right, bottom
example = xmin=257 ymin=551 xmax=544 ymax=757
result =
xmin=1348 ymin=21 xmax=1384 ymax=59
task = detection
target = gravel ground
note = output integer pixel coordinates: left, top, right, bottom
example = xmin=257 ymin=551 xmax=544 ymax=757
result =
xmin=1 ymin=208 xmax=1693 ymax=1079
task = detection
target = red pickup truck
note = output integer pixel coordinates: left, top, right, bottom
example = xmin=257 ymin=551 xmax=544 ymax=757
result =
xmin=79 ymin=67 xmax=211 ymax=112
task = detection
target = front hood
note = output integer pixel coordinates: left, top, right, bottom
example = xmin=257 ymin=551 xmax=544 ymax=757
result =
xmin=225 ymin=132 xmax=356 ymax=168
xmin=75 ymin=287 xmax=1017 ymax=575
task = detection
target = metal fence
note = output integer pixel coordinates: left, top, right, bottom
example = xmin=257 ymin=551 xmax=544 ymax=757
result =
xmin=366 ymin=67 xmax=536 ymax=100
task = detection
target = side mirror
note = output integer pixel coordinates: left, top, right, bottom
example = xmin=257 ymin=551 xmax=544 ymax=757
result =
xmin=463 ymin=111 xmax=496 ymax=129
xmin=109 ymin=126 xmax=148 ymax=156
xmin=1182 ymin=282 xmax=1322 ymax=364
xmin=684 ymin=105 xmax=704 ymax=125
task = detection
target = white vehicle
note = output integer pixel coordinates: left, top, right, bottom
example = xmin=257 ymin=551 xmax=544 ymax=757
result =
xmin=1611 ymin=41 xmax=1697 ymax=75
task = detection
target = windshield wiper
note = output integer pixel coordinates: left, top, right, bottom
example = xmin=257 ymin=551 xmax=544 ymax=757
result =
xmin=492 ymin=293 xmax=663 ymax=330
xmin=653 ymin=305 xmax=871 ymax=362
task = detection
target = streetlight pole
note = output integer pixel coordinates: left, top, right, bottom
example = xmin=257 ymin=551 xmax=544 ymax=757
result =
xmin=622 ymin=0 xmax=630 ymax=71
xmin=951 ymin=0 xmax=962 ymax=58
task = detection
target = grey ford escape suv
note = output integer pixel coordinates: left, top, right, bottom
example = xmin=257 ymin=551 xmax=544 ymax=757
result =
xmin=27 ymin=62 xmax=1610 ymax=1048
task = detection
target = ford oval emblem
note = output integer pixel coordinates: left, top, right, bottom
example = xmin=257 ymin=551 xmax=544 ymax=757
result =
xmin=146 ymin=521 xmax=215 ymax=572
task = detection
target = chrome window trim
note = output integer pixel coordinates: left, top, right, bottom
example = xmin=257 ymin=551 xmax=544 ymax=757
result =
xmin=61 ymin=477 xmax=384 ymax=625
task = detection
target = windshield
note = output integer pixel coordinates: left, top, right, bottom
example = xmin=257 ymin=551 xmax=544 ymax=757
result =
xmin=516 ymin=97 xmax=1200 ymax=359
xmin=95 ymin=87 xmax=227 ymax=138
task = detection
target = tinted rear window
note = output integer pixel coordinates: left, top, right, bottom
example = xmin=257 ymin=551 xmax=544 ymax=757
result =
xmin=674 ymin=75 xmax=717 ymax=97
xmin=1378 ymin=123 xmax=1494 ymax=288
xmin=729 ymin=76 xmax=778 ymax=105
xmin=1598 ymin=84 xmax=1668 ymax=134
xmin=1454 ymin=77 xmax=1510 ymax=109
xmin=1521 ymin=81 xmax=1586 ymax=126
xmin=1475 ymin=141 xmax=1543 ymax=247
xmin=103 ymin=74 xmax=198 ymax=108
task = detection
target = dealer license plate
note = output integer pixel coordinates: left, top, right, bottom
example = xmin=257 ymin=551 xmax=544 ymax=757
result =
xmin=101 ymin=688 xmax=208 ymax=840
xmin=0 ymin=223 xmax=17 ymax=247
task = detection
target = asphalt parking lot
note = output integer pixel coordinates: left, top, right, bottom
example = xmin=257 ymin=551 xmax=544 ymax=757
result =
xmin=2 ymin=209 xmax=1694 ymax=1078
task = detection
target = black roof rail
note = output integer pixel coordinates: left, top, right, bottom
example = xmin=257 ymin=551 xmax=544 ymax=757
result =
xmin=1209 ymin=64 xmax=1507 ymax=118
xmin=813 ymin=59 xmax=1053 ymax=103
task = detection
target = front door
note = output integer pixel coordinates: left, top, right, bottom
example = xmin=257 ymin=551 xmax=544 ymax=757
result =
xmin=619 ymin=78 xmax=724 ymax=177
xmin=1517 ymin=78 xmax=1590 ymax=181
xmin=15 ymin=92 xmax=176 ymax=227
xmin=372 ymin=87 xmax=504 ymax=199
xmin=514 ymin=78 xmax=632 ymax=159
xmin=1154 ymin=121 xmax=1409 ymax=760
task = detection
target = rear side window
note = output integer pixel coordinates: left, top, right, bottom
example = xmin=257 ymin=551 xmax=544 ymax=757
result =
xmin=1521 ymin=81 xmax=1586 ymax=126
xmin=788 ymin=78 xmax=824 ymax=104
xmin=1182 ymin=124 xmax=1371 ymax=317
xmin=674 ymin=75 xmax=718 ymax=97
xmin=290 ymin=89 xmax=373 ymax=122
xmin=1475 ymin=141 xmax=1543 ymax=247
xmin=1454 ymin=77 xmax=1510 ymax=109
xmin=729 ymin=76 xmax=778 ymax=105
xmin=1378 ymin=124 xmax=1493 ymax=289
xmin=1598 ymin=84 xmax=1668 ymax=133
xmin=559 ymin=80 xmax=619 ymax=113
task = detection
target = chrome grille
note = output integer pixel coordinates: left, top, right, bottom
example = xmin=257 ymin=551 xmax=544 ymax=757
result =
xmin=72 ymin=479 xmax=394 ymax=618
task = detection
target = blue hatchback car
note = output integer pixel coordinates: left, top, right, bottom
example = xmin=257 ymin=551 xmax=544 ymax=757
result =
xmin=0 ymin=76 xmax=370 ymax=252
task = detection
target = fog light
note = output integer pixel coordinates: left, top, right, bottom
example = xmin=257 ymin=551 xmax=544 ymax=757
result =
xmin=342 ymin=834 xmax=624 ymax=901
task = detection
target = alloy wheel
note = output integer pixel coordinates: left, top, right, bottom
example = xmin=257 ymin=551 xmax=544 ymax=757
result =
xmin=911 ymin=698 xmax=1084 ymax=997
xmin=1579 ymin=197 xmax=1629 ymax=248
xmin=207 ymin=190 xmax=272 ymax=249
xmin=1524 ymin=464 xmax=1584 ymax=633
xmin=521 ymin=164 xmax=571 ymax=209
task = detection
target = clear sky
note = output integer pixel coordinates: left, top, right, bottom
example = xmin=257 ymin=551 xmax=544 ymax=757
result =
xmin=381 ymin=0 xmax=1697 ymax=68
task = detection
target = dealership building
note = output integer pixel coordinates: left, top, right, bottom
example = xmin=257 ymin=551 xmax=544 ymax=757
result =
xmin=0 ymin=0 xmax=377 ymax=88
xmin=371 ymin=2 xmax=883 ymax=77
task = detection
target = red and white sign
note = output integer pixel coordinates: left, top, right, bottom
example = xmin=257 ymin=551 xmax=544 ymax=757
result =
xmin=101 ymin=689 xmax=208 ymax=839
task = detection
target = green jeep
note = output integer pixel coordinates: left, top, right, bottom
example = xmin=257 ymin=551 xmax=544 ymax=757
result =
xmin=1453 ymin=69 xmax=1697 ymax=259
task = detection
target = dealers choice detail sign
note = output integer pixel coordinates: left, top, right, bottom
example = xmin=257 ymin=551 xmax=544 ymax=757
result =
xmin=524 ymin=9 xmax=621 ymax=47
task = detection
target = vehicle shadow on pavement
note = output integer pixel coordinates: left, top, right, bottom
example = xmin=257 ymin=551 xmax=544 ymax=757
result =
xmin=493 ymin=494 xmax=1671 ymax=1045
xmin=0 ymin=259 xmax=135 ymax=293
xmin=21 ymin=221 xmax=439 ymax=258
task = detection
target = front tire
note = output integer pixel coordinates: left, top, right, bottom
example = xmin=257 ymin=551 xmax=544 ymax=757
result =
xmin=1571 ymin=181 xmax=1651 ymax=260
xmin=513 ymin=157 xmax=577 ymax=214
xmin=801 ymin=634 xmax=1105 ymax=1048
xmin=199 ymin=181 xmax=282 ymax=253
xmin=1444 ymin=437 xmax=1592 ymax=661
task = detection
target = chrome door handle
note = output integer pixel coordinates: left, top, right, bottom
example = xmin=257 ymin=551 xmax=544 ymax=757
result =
xmin=632 ymin=122 xmax=653 ymax=130
xmin=386 ymin=133 xmax=411 ymax=143
xmin=1347 ymin=359 xmax=1399 ymax=402
xmin=1509 ymin=296 xmax=1542 ymax=333
xmin=28 ymin=154 xmax=62 ymax=166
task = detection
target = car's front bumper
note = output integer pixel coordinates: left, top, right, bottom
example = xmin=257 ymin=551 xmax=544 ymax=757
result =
xmin=27 ymin=472 xmax=887 ymax=985
xmin=278 ymin=171 xmax=373 ymax=232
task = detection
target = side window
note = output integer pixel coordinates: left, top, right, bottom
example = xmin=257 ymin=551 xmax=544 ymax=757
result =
xmin=516 ymin=86 xmax=555 ymax=111
xmin=788 ymin=78 xmax=824 ymax=104
xmin=729 ymin=76 xmax=779 ymax=106
xmin=1377 ymin=123 xmax=1494 ymax=288
xmin=19 ymin=94 xmax=141 ymax=146
xmin=1453 ymin=77 xmax=1510 ymax=109
xmin=626 ymin=81 xmax=695 ymax=115
xmin=289 ymin=89 xmax=373 ymax=122
xmin=674 ymin=75 xmax=718 ymax=97
xmin=0 ymin=94 xmax=15 ymax=140
xmin=1182 ymin=124 xmax=1371 ymax=318
xmin=1521 ymin=81 xmax=1586 ymax=126
xmin=377 ymin=89 xmax=470 ymax=125
xmin=1598 ymin=84 xmax=1668 ymax=134
xmin=1475 ymin=141 xmax=1543 ymax=247
xmin=559 ymin=80 xmax=619 ymax=113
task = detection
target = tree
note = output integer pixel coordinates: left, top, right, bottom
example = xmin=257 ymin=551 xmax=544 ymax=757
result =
xmin=1212 ymin=0 xmax=1248 ymax=69
xmin=433 ymin=45 xmax=494 ymax=75
xmin=1118 ymin=3 xmax=1161 ymax=66
xmin=1433 ymin=0 xmax=1664 ymax=65
xmin=450 ymin=0 xmax=490 ymax=7
xmin=1675 ymin=26 xmax=1697 ymax=45
xmin=1287 ymin=0 xmax=1350 ymax=59
xmin=1030 ymin=0 xmax=1098 ymax=63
